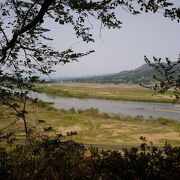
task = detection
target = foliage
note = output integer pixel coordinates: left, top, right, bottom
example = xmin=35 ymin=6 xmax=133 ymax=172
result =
xmin=144 ymin=56 xmax=180 ymax=99
xmin=0 ymin=136 xmax=180 ymax=179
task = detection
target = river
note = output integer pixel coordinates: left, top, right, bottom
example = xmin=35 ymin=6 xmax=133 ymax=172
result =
xmin=30 ymin=92 xmax=180 ymax=121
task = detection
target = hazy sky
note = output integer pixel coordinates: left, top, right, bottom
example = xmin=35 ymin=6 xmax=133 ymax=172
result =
xmin=44 ymin=1 xmax=180 ymax=78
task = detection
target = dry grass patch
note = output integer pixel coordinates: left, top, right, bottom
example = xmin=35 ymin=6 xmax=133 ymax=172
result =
xmin=37 ymin=82 xmax=178 ymax=103
xmin=134 ymin=131 xmax=180 ymax=145
xmin=1 ymin=100 xmax=180 ymax=146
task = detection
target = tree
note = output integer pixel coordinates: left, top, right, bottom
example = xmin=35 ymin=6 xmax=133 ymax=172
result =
xmin=0 ymin=0 xmax=180 ymax=141
xmin=143 ymin=55 xmax=180 ymax=100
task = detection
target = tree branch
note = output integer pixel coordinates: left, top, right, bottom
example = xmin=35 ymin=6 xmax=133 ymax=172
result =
xmin=0 ymin=27 xmax=9 ymax=44
xmin=0 ymin=0 xmax=55 ymax=63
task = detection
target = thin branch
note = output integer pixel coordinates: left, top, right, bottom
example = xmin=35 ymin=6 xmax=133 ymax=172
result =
xmin=99 ymin=21 xmax=106 ymax=44
xmin=0 ymin=0 xmax=55 ymax=63
xmin=21 ymin=0 xmax=38 ymax=29
xmin=0 ymin=27 xmax=9 ymax=44
xmin=0 ymin=120 xmax=18 ymax=134
xmin=0 ymin=96 xmax=21 ymax=117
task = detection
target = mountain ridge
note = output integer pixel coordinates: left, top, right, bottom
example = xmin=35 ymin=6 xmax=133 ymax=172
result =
xmin=55 ymin=63 xmax=180 ymax=84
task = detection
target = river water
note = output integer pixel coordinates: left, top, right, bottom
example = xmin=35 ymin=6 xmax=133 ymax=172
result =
xmin=30 ymin=92 xmax=180 ymax=121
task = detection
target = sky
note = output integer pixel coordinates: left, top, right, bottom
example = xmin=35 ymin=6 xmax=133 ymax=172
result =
xmin=43 ymin=1 xmax=180 ymax=78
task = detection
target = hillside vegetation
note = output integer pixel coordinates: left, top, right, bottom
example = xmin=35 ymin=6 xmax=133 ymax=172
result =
xmin=62 ymin=63 xmax=180 ymax=84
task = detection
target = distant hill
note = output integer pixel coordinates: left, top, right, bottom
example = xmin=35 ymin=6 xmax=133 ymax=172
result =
xmin=61 ymin=63 xmax=180 ymax=84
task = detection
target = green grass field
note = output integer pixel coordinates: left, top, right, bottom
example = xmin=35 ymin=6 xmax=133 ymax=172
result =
xmin=35 ymin=83 xmax=178 ymax=103
xmin=1 ymin=101 xmax=180 ymax=147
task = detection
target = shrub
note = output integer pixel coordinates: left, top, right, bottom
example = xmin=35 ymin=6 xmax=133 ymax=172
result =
xmin=68 ymin=108 xmax=77 ymax=114
xmin=37 ymin=100 xmax=53 ymax=108
xmin=134 ymin=115 xmax=145 ymax=121
xmin=0 ymin=137 xmax=180 ymax=179
xmin=100 ymin=112 xmax=110 ymax=119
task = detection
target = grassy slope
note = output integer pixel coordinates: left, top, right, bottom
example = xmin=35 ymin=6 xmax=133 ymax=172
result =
xmin=36 ymin=83 xmax=178 ymax=103
xmin=1 ymin=101 xmax=180 ymax=147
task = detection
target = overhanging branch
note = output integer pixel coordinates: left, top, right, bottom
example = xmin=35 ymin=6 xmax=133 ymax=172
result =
xmin=0 ymin=0 xmax=55 ymax=63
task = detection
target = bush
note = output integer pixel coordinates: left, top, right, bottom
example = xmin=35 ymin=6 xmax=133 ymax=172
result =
xmin=100 ymin=112 xmax=110 ymax=119
xmin=0 ymin=137 xmax=180 ymax=179
xmin=134 ymin=115 xmax=145 ymax=121
xmin=80 ymin=108 xmax=100 ymax=117
xmin=37 ymin=100 xmax=54 ymax=108
xmin=68 ymin=108 xmax=76 ymax=114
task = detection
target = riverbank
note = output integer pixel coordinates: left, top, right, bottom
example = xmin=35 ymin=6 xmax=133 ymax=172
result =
xmin=1 ymin=100 xmax=180 ymax=146
xmin=35 ymin=83 xmax=179 ymax=103
xmin=30 ymin=91 xmax=180 ymax=120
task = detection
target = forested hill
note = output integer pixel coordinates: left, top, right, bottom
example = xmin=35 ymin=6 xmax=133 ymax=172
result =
xmin=61 ymin=63 xmax=180 ymax=84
